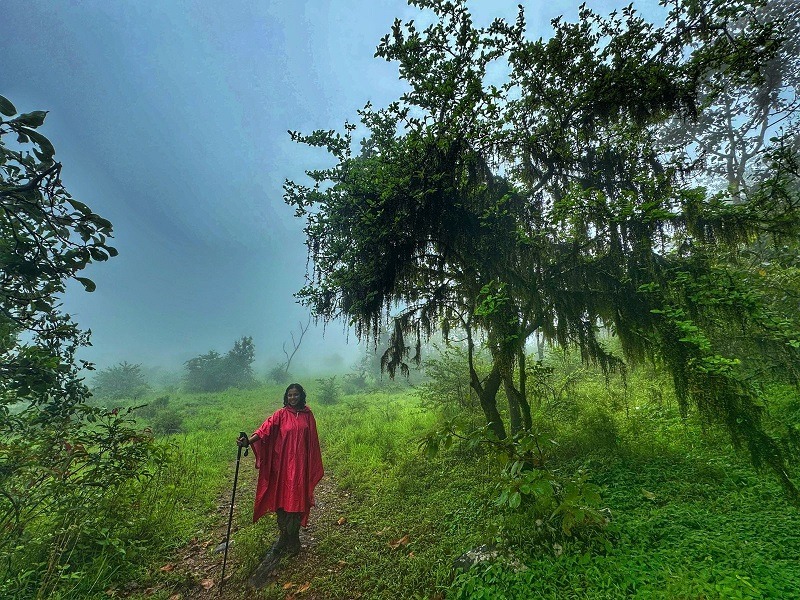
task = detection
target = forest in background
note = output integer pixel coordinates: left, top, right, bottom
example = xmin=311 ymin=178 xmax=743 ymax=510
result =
xmin=2 ymin=0 xmax=800 ymax=597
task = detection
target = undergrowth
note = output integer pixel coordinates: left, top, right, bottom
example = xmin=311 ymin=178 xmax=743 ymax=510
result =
xmin=7 ymin=370 xmax=800 ymax=599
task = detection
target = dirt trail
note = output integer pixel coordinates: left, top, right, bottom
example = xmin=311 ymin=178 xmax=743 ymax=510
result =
xmin=139 ymin=466 xmax=349 ymax=600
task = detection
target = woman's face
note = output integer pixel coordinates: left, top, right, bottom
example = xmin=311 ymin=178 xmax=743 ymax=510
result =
xmin=286 ymin=387 xmax=302 ymax=407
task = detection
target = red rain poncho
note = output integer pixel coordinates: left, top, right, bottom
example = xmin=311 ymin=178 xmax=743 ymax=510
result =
xmin=250 ymin=405 xmax=323 ymax=527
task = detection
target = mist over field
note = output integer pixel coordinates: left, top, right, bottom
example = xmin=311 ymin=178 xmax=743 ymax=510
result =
xmin=3 ymin=0 xmax=800 ymax=598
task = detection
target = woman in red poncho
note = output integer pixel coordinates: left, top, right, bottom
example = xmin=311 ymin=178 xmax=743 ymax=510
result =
xmin=237 ymin=383 xmax=323 ymax=557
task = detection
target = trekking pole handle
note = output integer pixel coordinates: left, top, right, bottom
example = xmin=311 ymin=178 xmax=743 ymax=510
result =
xmin=238 ymin=431 xmax=250 ymax=456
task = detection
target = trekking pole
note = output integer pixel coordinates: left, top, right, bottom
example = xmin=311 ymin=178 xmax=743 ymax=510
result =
xmin=219 ymin=432 xmax=248 ymax=597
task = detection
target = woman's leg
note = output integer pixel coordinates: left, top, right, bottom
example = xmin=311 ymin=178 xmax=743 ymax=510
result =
xmin=284 ymin=512 xmax=302 ymax=555
xmin=273 ymin=509 xmax=288 ymax=552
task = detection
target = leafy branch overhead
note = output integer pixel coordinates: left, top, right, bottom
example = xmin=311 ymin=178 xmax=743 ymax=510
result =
xmin=285 ymin=1 xmax=800 ymax=494
xmin=0 ymin=94 xmax=117 ymax=335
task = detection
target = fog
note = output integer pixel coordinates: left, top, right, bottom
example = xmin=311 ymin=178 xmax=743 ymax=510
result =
xmin=1 ymin=0 xmax=646 ymax=376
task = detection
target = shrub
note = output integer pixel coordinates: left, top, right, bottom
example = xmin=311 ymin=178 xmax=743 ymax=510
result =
xmin=136 ymin=395 xmax=170 ymax=418
xmin=418 ymin=344 xmax=483 ymax=419
xmin=267 ymin=363 xmax=291 ymax=384
xmin=92 ymin=361 xmax=151 ymax=400
xmin=316 ymin=375 xmax=341 ymax=405
xmin=150 ymin=409 xmax=184 ymax=435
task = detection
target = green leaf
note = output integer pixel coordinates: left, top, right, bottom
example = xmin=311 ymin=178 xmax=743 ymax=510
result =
xmin=75 ymin=277 xmax=96 ymax=292
xmin=89 ymin=247 xmax=109 ymax=261
xmin=0 ymin=95 xmax=16 ymax=116
xmin=24 ymin=129 xmax=56 ymax=159
xmin=496 ymin=488 xmax=509 ymax=506
xmin=67 ymin=198 xmax=92 ymax=215
xmin=15 ymin=111 xmax=48 ymax=128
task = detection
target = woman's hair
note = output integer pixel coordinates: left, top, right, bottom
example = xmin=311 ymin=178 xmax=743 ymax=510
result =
xmin=283 ymin=383 xmax=307 ymax=408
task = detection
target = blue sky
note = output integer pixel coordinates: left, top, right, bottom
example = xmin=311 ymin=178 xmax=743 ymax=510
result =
xmin=1 ymin=0 xmax=644 ymax=374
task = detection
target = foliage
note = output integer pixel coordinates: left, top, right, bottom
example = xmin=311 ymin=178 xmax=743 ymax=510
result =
xmin=91 ymin=360 xmax=150 ymax=400
xmin=261 ymin=380 xmax=800 ymax=600
xmin=136 ymin=394 xmax=170 ymax=418
xmin=7 ymin=375 xmax=793 ymax=599
xmin=0 ymin=96 xmax=164 ymax=598
xmin=267 ymin=362 xmax=292 ymax=384
xmin=315 ymin=375 xmax=341 ymax=405
xmin=286 ymin=0 xmax=800 ymax=493
xmin=183 ymin=335 xmax=257 ymax=392
xmin=1 ymin=406 xmax=159 ymax=598
xmin=418 ymin=343 xmax=485 ymax=420
xmin=150 ymin=408 xmax=184 ymax=436
xmin=525 ymin=349 xmax=588 ymax=412
xmin=665 ymin=0 xmax=800 ymax=199
xmin=424 ymin=420 xmax=611 ymax=545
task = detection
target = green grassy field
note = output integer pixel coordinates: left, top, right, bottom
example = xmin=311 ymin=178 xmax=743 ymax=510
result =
xmin=9 ymin=369 xmax=800 ymax=599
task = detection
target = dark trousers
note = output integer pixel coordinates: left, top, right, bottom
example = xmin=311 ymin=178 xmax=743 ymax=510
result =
xmin=275 ymin=509 xmax=302 ymax=554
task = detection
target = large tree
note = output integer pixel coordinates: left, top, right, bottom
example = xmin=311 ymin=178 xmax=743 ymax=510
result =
xmin=285 ymin=0 xmax=800 ymax=492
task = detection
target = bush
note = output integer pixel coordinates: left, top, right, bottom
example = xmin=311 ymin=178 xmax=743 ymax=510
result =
xmin=316 ymin=376 xmax=341 ymax=405
xmin=136 ymin=395 xmax=170 ymax=418
xmin=267 ymin=363 xmax=291 ymax=384
xmin=341 ymin=371 xmax=368 ymax=394
xmin=92 ymin=361 xmax=151 ymax=400
xmin=419 ymin=344 xmax=482 ymax=419
xmin=567 ymin=406 xmax=620 ymax=457
xmin=150 ymin=409 xmax=184 ymax=435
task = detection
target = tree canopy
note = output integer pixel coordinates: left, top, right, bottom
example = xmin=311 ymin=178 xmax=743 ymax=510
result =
xmin=285 ymin=0 xmax=800 ymax=493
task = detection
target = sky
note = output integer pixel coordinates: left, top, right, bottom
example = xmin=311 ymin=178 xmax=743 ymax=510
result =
xmin=1 ymin=0 xmax=651 ymax=376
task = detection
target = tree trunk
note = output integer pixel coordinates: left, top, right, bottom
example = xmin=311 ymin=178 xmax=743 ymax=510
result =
xmin=518 ymin=348 xmax=532 ymax=430
xmin=504 ymin=377 xmax=523 ymax=436
xmin=535 ymin=331 xmax=545 ymax=361
xmin=474 ymin=366 xmax=506 ymax=440
xmin=467 ymin=325 xmax=506 ymax=440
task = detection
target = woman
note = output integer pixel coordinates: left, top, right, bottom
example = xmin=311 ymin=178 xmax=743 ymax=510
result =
xmin=237 ymin=383 xmax=323 ymax=556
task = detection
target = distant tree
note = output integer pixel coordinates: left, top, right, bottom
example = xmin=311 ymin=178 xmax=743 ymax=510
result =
xmin=0 ymin=96 xmax=157 ymax=595
xmin=184 ymin=350 xmax=225 ymax=392
xmin=226 ymin=335 xmax=257 ymax=388
xmin=286 ymin=1 xmax=800 ymax=493
xmin=270 ymin=317 xmax=311 ymax=382
xmin=267 ymin=363 xmax=292 ymax=384
xmin=92 ymin=361 xmax=151 ymax=400
xmin=184 ymin=336 xmax=257 ymax=392
xmin=665 ymin=0 xmax=800 ymax=199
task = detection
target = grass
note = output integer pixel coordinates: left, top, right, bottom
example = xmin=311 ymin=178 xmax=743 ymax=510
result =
xmin=7 ymin=371 xmax=800 ymax=599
